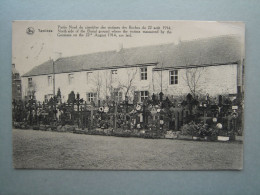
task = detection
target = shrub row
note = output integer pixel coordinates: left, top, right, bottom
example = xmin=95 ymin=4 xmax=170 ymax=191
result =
xmin=14 ymin=123 xmax=237 ymax=141
xmin=181 ymin=121 xmax=219 ymax=137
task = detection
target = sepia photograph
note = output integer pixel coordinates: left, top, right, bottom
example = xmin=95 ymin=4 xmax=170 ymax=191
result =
xmin=12 ymin=20 xmax=245 ymax=170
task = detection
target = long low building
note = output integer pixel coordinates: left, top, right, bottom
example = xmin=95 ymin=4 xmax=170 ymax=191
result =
xmin=21 ymin=35 xmax=244 ymax=104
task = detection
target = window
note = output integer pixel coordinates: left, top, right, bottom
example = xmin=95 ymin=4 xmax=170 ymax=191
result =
xmin=113 ymin=91 xmax=122 ymax=102
xmin=140 ymin=67 xmax=147 ymax=80
xmin=17 ymin=85 xmax=21 ymax=93
xmin=15 ymin=73 xmax=19 ymax=80
xmin=28 ymin=77 xmax=32 ymax=87
xmin=44 ymin=95 xmax=48 ymax=103
xmin=86 ymin=72 xmax=93 ymax=83
xmin=87 ymin=93 xmax=97 ymax=102
xmin=140 ymin=91 xmax=148 ymax=102
xmin=111 ymin=70 xmax=117 ymax=75
xmin=68 ymin=74 xmax=74 ymax=85
xmin=48 ymin=75 xmax=52 ymax=86
xmin=111 ymin=70 xmax=118 ymax=81
xmin=169 ymin=70 xmax=178 ymax=85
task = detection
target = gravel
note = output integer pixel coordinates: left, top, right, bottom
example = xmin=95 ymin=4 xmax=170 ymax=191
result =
xmin=13 ymin=129 xmax=243 ymax=170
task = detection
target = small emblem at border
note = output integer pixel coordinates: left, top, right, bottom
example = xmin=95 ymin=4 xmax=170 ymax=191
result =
xmin=26 ymin=27 xmax=35 ymax=35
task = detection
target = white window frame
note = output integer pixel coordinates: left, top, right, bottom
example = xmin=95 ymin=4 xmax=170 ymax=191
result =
xmin=169 ymin=70 xmax=178 ymax=85
xmin=48 ymin=75 xmax=53 ymax=86
xmin=15 ymin=73 xmax=19 ymax=80
xmin=140 ymin=67 xmax=147 ymax=80
xmin=44 ymin=95 xmax=48 ymax=103
xmin=111 ymin=69 xmax=118 ymax=81
xmin=17 ymin=84 xmax=21 ymax=93
xmin=87 ymin=92 xmax=97 ymax=102
xmin=140 ymin=91 xmax=148 ymax=102
xmin=28 ymin=77 xmax=32 ymax=86
xmin=68 ymin=74 xmax=74 ymax=85
xmin=111 ymin=70 xmax=117 ymax=75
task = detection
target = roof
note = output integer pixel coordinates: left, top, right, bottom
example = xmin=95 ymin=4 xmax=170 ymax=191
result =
xmin=22 ymin=35 xmax=242 ymax=77
xmin=155 ymin=35 xmax=242 ymax=69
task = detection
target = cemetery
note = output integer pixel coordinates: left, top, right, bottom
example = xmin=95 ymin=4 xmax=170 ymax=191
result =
xmin=12 ymin=90 xmax=243 ymax=142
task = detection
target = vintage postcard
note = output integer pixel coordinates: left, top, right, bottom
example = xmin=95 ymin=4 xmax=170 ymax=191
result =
xmin=12 ymin=20 xmax=245 ymax=170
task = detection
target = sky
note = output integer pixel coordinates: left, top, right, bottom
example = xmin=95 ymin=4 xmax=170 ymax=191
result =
xmin=12 ymin=20 xmax=245 ymax=75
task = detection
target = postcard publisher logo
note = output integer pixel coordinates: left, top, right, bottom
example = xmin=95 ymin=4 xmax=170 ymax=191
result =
xmin=26 ymin=27 xmax=35 ymax=35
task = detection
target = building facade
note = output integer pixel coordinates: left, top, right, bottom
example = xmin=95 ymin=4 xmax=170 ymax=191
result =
xmin=21 ymin=35 xmax=244 ymax=104
xmin=12 ymin=64 xmax=22 ymax=101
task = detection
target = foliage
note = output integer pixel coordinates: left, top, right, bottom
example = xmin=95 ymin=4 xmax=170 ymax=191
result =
xmin=147 ymin=123 xmax=159 ymax=131
xmin=67 ymin=91 xmax=75 ymax=104
xmin=32 ymin=125 xmax=40 ymax=130
xmin=86 ymin=130 xmax=107 ymax=136
xmin=141 ymin=131 xmax=162 ymax=139
xmin=13 ymin=92 xmax=242 ymax=139
xmin=181 ymin=121 xmax=218 ymax=137
xmin=13 ymin=122 xmax=29 ymax=129
xmin=112 ymin=130 xmax=132 ymax=137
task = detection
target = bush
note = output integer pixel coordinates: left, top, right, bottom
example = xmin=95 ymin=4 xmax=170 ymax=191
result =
xmin=32 ymin=125 xmax=40 ymax=130
xmin=147 ymin=123 xmax=159 ymax=131
xmin=13 ymin=122 xmax=22 ymax=129
xmin=51 ymin=125 xmax=57 ymax=131
xmin=237 ymin=128 xmax=243 ymax=136
xmin=142 ymin=132 xmax=161 ymax=139
xmin=181 ymin=121 xmax=218 ymax=137
xmin=21 ymin=123 xmax=29 ymax=129
xmin=207 ymin=127 xmax=218 ymax=137
xmin=87 ymin=130 xmax=107 ymax=136
xmin=181 ymin=122 xmax=201 ymax=136
xmin=112 ymin=130 xmax=132 ymax=137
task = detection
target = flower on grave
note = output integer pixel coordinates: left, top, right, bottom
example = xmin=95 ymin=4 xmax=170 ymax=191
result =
xmin=216 ymin=123 xmax=223 ymax=129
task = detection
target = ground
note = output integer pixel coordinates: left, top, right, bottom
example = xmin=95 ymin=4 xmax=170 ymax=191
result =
xmin=13 ymin=129 xmax=243 ymax=170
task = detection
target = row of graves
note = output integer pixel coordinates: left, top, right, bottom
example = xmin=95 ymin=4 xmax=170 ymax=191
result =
xmin=12 ymin=91 xmax=243 ymax=141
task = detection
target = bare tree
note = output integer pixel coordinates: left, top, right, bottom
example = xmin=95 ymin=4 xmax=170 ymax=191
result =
xmin=93 ymin=71 xmax=102 ymax=101
xmin=180 ymin=43 xmax=205 ymax=98
xmin=104 ymin=71 xmax=112 ymax=98
xmin=101 ymin=70 xmax=114 ymax=101
xmin=117 ymin=44 xmax=137 ymax=100
xmin=184 ymin=66 xmax=204 ymax=97
xmin=119 ymin=67 xmax=138 ymax=98
xmin=92 ymin=70 xmax=115 ymax=102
